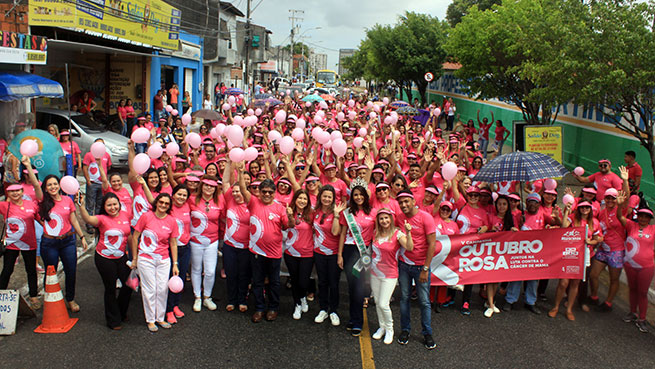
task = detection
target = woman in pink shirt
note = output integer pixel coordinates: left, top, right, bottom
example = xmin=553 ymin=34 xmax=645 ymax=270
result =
xmin=166 ymin=185 xmax=191 ymax=324
xmin=59 ymin=131 xmax=82 ymax=175
xmin=132 ymin=193 xmax=179 ymax=332
xmin=370 ymin=208 xmax=413 ymax=344
xmin=79 ymin=192 xmax=133 ymax=329
xmin=486 ymin=195 xmax=518 ymax=318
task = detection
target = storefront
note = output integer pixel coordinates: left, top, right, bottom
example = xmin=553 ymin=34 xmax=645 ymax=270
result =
xmin=150 ymin=32 xmax=203 ymax=116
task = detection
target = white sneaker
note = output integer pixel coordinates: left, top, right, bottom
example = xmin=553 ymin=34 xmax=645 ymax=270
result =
xmin=493 ymin=306 xmax=500 ymax=314
xmin=314 ymin=310 xmax=329 ymax=323
xmin=372 ymin=327 xmax=385 ymax=340
xmin=383 ymin=329 xmax=394 ymax=345
xmin=115 ymin=279 xmax=122 ymax=288
xmin=293 ymin=305 xmax=302 ymax=320
xmin=484 ymin=307 xmax=494 ymax=318
xmin=452 ymin=284 xmax=464 ymax=292
xmin=300 ymin=297 xmax=309 ymax=313
xmin=193 ymin=298 xmax=202 ymax=312
xmin=329 ymin=312 xmax=340 ymax=326
xmin=203 ymin=298 xmax=217 ymax=311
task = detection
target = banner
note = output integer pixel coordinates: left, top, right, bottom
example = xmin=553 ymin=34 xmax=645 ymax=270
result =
xmin=28 ymin=0 xmax=180 ymax=50
xmin=524 ymin=125 xmax=563 ymax=164
xmin=429 ymin=227 xmax=585 ymax=286
xmin=0 ymin=32 xmax=48 ymax=65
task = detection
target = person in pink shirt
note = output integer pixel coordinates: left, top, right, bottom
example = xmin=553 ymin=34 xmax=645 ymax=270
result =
xmin=371 ymin=182 xmax=402 ymax=216
xmin=131 ymin=193 xmax=180 ymax=332
xmin=79 ymin=192 xmax=133 ymax=329
xmin=316 ymin=163 xmax=348 ymax=203
xmin=83 ymin=138 xmax=113 ymax=233
xmin=98 ymin=165 xmax=133 ymax=219
xmin=573 ymin=159 xmax=624 ymax=202
xmin=238 ymin=175 xmax=295 ymax=323
xmin=39 ymin=175 xmax=88 ymax=313
xmin=493 ymin=119 xmax=510 ymax=154
xmin=476 ymin=109 xmax=493 ymax=159
xmin=370 ymin=208 xmax=413 ymax=345
xmin=59 ymin=131 xmax=82 ymax=175
xmin=166 ymin=185 xmax=191 ymax=324
xmin=624 ymin=150 xmax=642 ymax=193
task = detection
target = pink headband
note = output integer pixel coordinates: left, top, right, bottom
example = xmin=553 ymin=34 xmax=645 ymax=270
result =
xmin=396 ymin=192 xmax=414 ymax=199
xmin=202 ymin=179 xmax=218 ymax=187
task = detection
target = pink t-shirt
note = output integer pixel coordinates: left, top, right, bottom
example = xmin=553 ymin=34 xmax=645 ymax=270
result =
xmin=134 ymin=211 xmax=179 ymax=260
xmin=624 ymin=221 xmax=655 ymax=269
xmin=60 ymin=141 xmax=81 ymax=166
xmin=171 ymin=202 xmax=191 ymax=246
xmin=521 ymin=207 xmax=553 ymax=231
xmin=103 ymin=186 xmax=133 ymax=219
xmin=96 ymin=213 xmax=131 ymax=259
xmin=130 ymin=183 xmax=156 ymax=227
xmin=395 ymin=209 xmax=436 ymax=266
xmin=313 ymin=209 xmax=340 ymax=255
xmin=43 ymin=196 xmax=75 ymax=237
xmin=284 ymin=218 xmax=314 ymax=258
xmin=21 ymin=183 xmax=37 ymax=202
xmin=190 ymin=197 xmax=223 ymax=244
xmin=319 ymin=176 xmax=349 ymax=203
xmin=435 ymin=217 xmax=460 ymax=236
xmin=371 ymin=229 xmax=405 ymax=279
xmin=339 ymin=209 xmax=376 ymax=246
xmin=223 ymin=191 xmax=250 ymax=249
xmin=588 ymin=172 xmax=623 ymax=202
xmin=598 ymin=206 xmax=627 ymax=252
xmin=248 ymin=196 xmax=288 ymax=258
xmin=371 ymin=197 xmax=401 ymax=217
xmin=494 ymin=126 xmax=508 ymax=141
xmin=456 ymin=204 xmax=490 ymax=234
xmin=275 ymin=191 xmax=293 ymax=207
xmin=83 ymin=152 xmax=112 ymax=184
xmin=0 ymin=200 xmax=39 ymax=250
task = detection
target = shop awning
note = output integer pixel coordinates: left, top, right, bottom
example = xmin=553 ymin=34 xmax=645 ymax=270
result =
xmin=0 ymin=71 xmax=64 ymax=102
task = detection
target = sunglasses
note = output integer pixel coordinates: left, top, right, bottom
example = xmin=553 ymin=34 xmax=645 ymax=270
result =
xmin=376 ymin=187 xmax=389 ymax=192
xmin=599 ymin=164 xmax=609 ymax=168
xmin=393 ymin=183 xmax=404 ymax=187
xmin=261 ymin=190 xmax=275 ymax=195
xmin=295 ymin=166 xmax=305 ymax=170
xmin=440 ymin=207 xmax=452 ymax=212
xmin=469 ymin=193 xmax=480 ymax=198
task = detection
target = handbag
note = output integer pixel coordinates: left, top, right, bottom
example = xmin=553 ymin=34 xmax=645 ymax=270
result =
xmin=0 ymin=202 xmax=10 ymax=258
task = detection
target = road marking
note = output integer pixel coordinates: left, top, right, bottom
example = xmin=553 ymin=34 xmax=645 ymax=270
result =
xmin=359 ymin=308 xmax=375 ymax=369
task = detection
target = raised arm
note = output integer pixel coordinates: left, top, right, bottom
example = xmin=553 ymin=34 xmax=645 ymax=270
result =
xmin=20 ymin=156 xmax=43 ymax=201
xmin=237 ymin=162 xmax=252 ymax=204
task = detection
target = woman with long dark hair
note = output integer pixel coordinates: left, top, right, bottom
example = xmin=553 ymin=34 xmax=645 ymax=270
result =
xmin=284 ymin=189 xmax=314 ymax=320
xmin=79 ymin=192 xmax=133 ymax=329
xmin=39 ymin=174 xmax=88 ymax=312
xmin=166 ymin=185 xmax=191 ymax=324
xmin=486 ymin=195 xmax=517 ymax=318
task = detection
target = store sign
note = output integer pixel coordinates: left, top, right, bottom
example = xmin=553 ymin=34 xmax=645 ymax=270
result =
xmin=258 ymin=60 xmax=277 ymax=72
xmin=169 ymin=41 xmax=201 ymax=61
xmin=0 ymin=290 xmax=19 ymax=335
xmin=28 ymin=0 xmax=180 ymax=50
xmin=230 ymin=68 xmax=242 ymax=79
xmin=0 ymin=32 xmax=48 ymax=64
xmin=525 ymin=125 xmax=563 ymax=164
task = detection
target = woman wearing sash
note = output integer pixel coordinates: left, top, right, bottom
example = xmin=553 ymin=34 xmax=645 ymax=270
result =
xmin=337 ymin=182 xmax=375 ymax=337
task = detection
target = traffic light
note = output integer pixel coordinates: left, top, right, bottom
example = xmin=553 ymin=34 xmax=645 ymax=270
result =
xmin=252 ymin=35 xmax=260 ymax=48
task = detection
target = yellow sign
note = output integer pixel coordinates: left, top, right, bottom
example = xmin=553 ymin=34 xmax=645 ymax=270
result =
xmin=28 ymin=0 xmax=180 ymax=50
xmin=525 ymin=126 xmax=563 ymax=164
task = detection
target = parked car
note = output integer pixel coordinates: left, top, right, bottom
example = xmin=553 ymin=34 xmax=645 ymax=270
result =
xmin=36 ymin=109 xmax=130 ymax=168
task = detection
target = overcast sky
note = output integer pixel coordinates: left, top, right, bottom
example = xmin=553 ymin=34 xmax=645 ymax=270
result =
xmin=246 ymin=0 xmax=452 ymax=72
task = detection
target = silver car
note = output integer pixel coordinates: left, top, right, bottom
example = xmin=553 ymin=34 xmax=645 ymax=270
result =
xmin=36 ymin=109 xmax=130 ymax=168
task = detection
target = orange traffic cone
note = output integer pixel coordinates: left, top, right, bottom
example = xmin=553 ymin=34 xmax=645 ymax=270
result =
xmin=34 ymin=265 xmax=78 ymax=334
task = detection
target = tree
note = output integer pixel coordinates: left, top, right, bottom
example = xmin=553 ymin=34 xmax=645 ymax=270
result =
xmin=446 ymin=0 xmax=501 ymax=27
xmin=445 ymin=0 xmax=587 ymax=125
xmin=283 ymin=42 xmax=310 ymax=56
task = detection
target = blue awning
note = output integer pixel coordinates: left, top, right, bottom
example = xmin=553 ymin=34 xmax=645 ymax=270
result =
xmin=0 ymin=71 xmax=64 ymax=102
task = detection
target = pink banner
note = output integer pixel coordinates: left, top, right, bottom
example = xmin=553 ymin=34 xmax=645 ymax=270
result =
xmin=430 ymin=227 xmax=586 ymax=286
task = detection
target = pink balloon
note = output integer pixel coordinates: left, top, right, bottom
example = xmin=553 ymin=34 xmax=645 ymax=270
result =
xmin=165 ymin=142 xmax=179 ymax=156
xmin=147 ymin=143 xmax=163 ymax=159
xmin=227 ymin=95 xmax=235 ymax=104
xmin=247 ymin=116 xmax=258 ymax=127
xmin=574 ymin=166 xmax=584 ymax=176
xmin=286 ymin=89 xmax=291 ymax=95
xmin=382 ymin=97 xmax=389 ymax=105
xmin=348 ymin=111 xmax=357 ymax=121
xmin=247 ymin=108 xmax=254 ymax=116
xmin=279 ymin=136 xmax=295 ymax=155
xmin=433 ymin=108 xmax=441 ymax=116
xmin=383 ymin=116 xmax=393 ymax=125
xmin=216 ymin=123 xmax=226 ymax=137
xmin=185 ymin=132 xmax=202 ymax=149
xmin=20 ymin=139 xmax=38 ymax=157
xmin=292 ymin=128 xmax=304 ymax=141
xmin=544 ymin=178 xmax=557 ymax=191
xmin=364 ymin=89 xmax=368 ymax=94
xmin=492 ymin=192 xmax=499 ymax=202
xmin=90 ymin=141 xmax=106 ymax=159
xmin=330 ymin=131 xmax=342 ymax=141
xmin=233 ymin=115 xmax=244 ymax=127
xmin=314 ymin=115 xmax=323 ymax=124
xmin=348 ymin=99 xmax=355 ymax=108
xmin=311 ymin=127 xmax=323 ymax=140
xmin=60 ymin=175 xmax=80 ymax=195
xmin=332 ymin=138 xmax=347 ymax=157
xmin=305 ymin=101 xmax=312 ymax=107
xmin=165 ymin=105 xmax=173 ymax=112
xmin=238 ymin=94 xmax=244 ymax=100
xmin=319 ymin=101 xmax=328 ymax=110
xmin=441 ymin=162 xmax=458 ymax=181
xmin=168 ymin=276 xmax=183 ymax=293
xmin=131 ymin=127 xmax=150 ymax=144
xmin=275 ymin=110 xmax=287 ymax=124
xmin=366 ymin=101 xmax=373 ymax=109
xmin=563 ymin=194 xmax=575 ymax=206
xmin=268 ymin=130 xmax=282 ymax=143
xmin=369 ymin=112 xmax=377 ymax=119
xmin=222 ymin=103 xmax=231 ymax=111
xmin=316 ymin=110 xmax=325 ymax=118
xmin=373 ymin=104 xmax=380 ymax=113
xmin=244 ymin=147 xmax=259 ymax=162
xmin=358 ymin=128 xmax=367 ymax=137
xmin=226 ymin=125 xmax=244 ymax=146
xmin=255 ymin=108 xmax=262 ymax=116
xmin=182 ymin=114 xmax=192 ymax=125
xmin=317 ymin=131 xmax=331 ymax=145
xmin=229 ymin=147 xmax=245 ymax=162
xmin=353 ymin=137 xmax=364 ymax=148
xmin=133 ymin=153 xmax=151 ymax=174
xmin=336 ymin=112 xmax=345 ymax=121
xmin=171 ymin=109 xmax=178 ymax=116
xmin=296 ymin=118 xmax=306 ymax=129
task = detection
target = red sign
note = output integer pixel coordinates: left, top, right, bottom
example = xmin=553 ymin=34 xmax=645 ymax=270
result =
xmin=429 ymin=227 xmax=586 ymax=286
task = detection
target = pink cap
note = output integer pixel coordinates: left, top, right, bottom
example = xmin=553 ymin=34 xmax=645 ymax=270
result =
xmin=577 ymin=200 xmax=592 ymax=207
xmin=637 ymin=208 xmax=654 ymax=217
xmin=604 ymin=188 xmax=618 ymax=198
xmin=357 ymin=165 xmax=368 ymax=171
xmin=278 ymin=178 xmax=291 ymax=186
xmin=582 ymin=187 xmax=597 ymax=194
xmin=466 ymin=186 xmax=481 ymax=194
xmin=375 ymin=182 xmax=390 ymax=190
xmin=598 ymin=159 xmax=611 ymax=165
xmin=376 ymin=208 xmax=394 ymax=217
xmin=202 ymin=179 xmax=218 ymax=187
xmin=186 ymin=176 xmax=200 ymax=182
xmin=6 ymin=184 xmax=23 ymax=191
xmin=439 ymin=201 xmax=454 ymax=210
xmin=251 ymin=181 xmax=261 ymax=187
xmin=60 ymin=130 xmax=70 ymax=136
xmin=544 ymin=189 xmax=558 ymax=195
xmin=372 ymin=168 xmax=385 ymax=175
xmin=508 ymin=194 xmax=521 ymax=201
xmin=425 ymin=187 xmax=439 ymax=196
xmin=396 ymin=192 xmax=414 ymax=199
xmin=306 ymin=175 xmax=319 ymax=182
xmin=175 ymin=157 xmax=187 ymax=163
xmin=324 ymin=163 xmax=336 ymax=170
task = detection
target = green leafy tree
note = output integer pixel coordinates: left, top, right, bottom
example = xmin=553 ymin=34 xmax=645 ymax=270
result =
xmin=446 ymin=0 xmax=501 ymax=27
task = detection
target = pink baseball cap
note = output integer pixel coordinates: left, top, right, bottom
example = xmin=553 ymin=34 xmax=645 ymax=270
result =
xmin=324 ymin=163 xmax=336 ymax=170
xmin=186 ymin=176 xmax=200 ymax=182
xmin=604 ymin=188 xmax=618 ymax=198
xmin=6 ymin=184 xmax=23 ymax=191
xmin=598 ymin=159 xmax=611 ymax=165
xmin=637 ymin=208 xmax=654 ymax=217
xmin=375 ymin=182 xmax=390 ymax=190
xmin=425 ymin=187 xmax=439 ymax=196
xmin=544 ymin=189 xmax=558 ymax=195
xmin=582 ymin=187 xmax=597 ymax=195
xmin=202 ymin=179 xmax=218 ymax=187
xmin=439 ymin=201 xmax=454 ymax=210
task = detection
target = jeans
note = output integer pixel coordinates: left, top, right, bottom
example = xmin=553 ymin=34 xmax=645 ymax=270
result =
xmin=41 ymin=234 xmax=77 ymax=302
xmin=0 ymin=249 xmax=38 ymax=297
xmin=446 ymin=115 xmax=455 ymax=131
xmin=478 ymin=137 xmax=490 ymax=159
xmin=154 ymin=109 xmax=165 ymax=123
xmin=343 ymin=244 xmax=365 ymax=328
xmin=167 ymin=244 xmax=190 ymax=312
xmin=398 ymin=261 xmax=432 ymax=336
xmin=505 ymin=280 xmax=538 ymax=305
xmin=495 ymin=139 xmax=507 ymax=154
xmin=94 ymin=253 xmax=132 ymax=328
xmin=85 ymin=183 xmax=103 ymax=231
xmin=284 ymin=253 xmax=314 ymax=305
xmin=223 ymin=244 xmax=251 ymax=306
xmin=251 ymin=253 xmax=281 ymax=312
xmin=120 ymin=121 xmax=128 ymax=137
xmin=314 ymin=253 xmax=341 ymax=313
xmin=135 ymin=143 xmax=147 ymax=154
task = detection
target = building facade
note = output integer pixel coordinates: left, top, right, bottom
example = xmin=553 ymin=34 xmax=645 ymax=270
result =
xmin=338 ymin=48 xmax=355 ymax=76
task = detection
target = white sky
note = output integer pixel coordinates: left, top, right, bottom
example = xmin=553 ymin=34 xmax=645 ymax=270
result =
xmin=245 ymin=0 xmax=452 ymax=71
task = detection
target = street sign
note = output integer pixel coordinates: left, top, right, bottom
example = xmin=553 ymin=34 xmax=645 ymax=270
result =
xmin=0 ymin=290 xmax=19 ymax=335
xmin=424 ymin=72 xmax=434 ymax=82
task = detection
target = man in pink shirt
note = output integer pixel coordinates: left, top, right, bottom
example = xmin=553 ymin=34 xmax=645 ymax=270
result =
xmin=624 ymin=150 xmax=642 ymax=193
xmin=574 ymin=159 xmax=623 ymax=202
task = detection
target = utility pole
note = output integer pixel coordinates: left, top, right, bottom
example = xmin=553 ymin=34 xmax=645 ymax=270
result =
xmin=244 ymin=0 xmax=251 ymax=97
xmin=289 ymin=9 xmax=303 ymax=80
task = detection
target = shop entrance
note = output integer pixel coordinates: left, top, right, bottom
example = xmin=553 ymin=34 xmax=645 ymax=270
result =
xmin=161 ymin=65 xmax=176 ymax=102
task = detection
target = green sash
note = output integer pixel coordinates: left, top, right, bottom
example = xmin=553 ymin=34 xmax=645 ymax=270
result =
xmin=344 ymin=209 xmax=371 ymax=278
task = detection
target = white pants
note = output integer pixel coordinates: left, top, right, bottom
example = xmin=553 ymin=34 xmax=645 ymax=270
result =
xmin=190 ymin=240 xmax=218 ymax=298
xmin=138 ymin=256 xmax=170 ymax=323
xmin=370 ymin=275 xmax=397 ymax=331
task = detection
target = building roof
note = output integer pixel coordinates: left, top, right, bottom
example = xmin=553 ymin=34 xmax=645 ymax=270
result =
xmin=443 ymin=62 xmax=462 ymax=70
xmin=220 ymin=1 xmax=245 ymax=17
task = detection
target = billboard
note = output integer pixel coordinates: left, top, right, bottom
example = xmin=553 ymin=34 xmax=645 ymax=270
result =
xmin=29 ymin=0 xmax=180 ymax=50
xmin=0 ymin=32 xmax=48 ymax=64
xmin=525 ymin=125 xmax=563 ymax=164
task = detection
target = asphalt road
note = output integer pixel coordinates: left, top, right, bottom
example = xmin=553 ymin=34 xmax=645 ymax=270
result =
xmin=2 ymin=253 xmax=655 ymax=369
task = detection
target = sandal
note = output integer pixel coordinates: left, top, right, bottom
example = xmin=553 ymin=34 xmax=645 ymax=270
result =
xmin=148 ymin=323 xmax=159 ymax=332
xmin=226 ymin=304 xmax=235 ymax=312
xmin=547 ymin=308 xmax=558 ymax=318
xmin=238 ymin=305 xmax=248 ymax=312
xmin=68 ymin=300 xmax=80 ymax=313
xmin=30 ymin=297 xmax=42 ymax=310
xmin=566 ymin=311 xmax=575 ymax=321
xmin=363 ymin=297 xmax=369 ymax=308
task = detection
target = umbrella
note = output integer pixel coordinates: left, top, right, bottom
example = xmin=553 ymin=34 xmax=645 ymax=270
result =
xmin=225 ymin=88 xmax=244 ymax=96
xmin=0 ymin=71 xmax=64 ymax=102
xmin=396 ymin=106 xmax=419 ymax=116
xmin=413 ymin=109 xmax=431 ymax=126
xmin=389 ymin=101 xmax=409 ymax=109
xmin=472 ymin=151 xmax=569 ymax=183
xmin=192 ymin=109 xmax=222 ymax=120
xmin=254 ymin=93 xmax=273 ymax=100
xmin=302 ymin=94 xmax=324 ymax=103
xmin=320 ymin=94 xmax=336 ymax=102
xmin=253 ymin=98 xmax=283 ymax=108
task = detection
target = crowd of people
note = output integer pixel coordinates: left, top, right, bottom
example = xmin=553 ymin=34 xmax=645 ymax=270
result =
xmin=0 ymin=89 xmax=652 ymax=348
